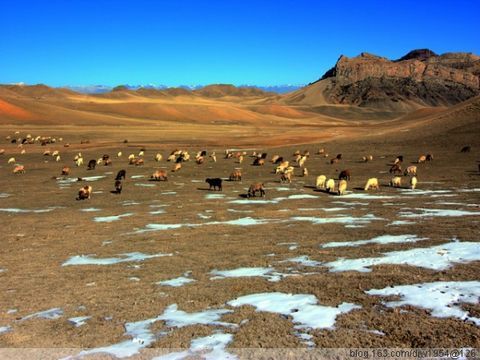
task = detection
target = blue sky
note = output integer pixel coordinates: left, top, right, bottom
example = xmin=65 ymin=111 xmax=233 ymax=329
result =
xmin=1 ymin=0 xmax=479 ymax=87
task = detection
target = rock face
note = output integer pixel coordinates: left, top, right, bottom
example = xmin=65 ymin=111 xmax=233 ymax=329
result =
xmin=295 ymin=49 xmax=480 ymax=110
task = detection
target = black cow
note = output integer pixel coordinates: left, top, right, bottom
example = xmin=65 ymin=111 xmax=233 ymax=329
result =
xmin=87 ymin=159 xmax=97 ymax=170
xmin=206 ymin=178 xmax=222 ymax=191
xmin=115 ymin=169 xmax=126 ymax=180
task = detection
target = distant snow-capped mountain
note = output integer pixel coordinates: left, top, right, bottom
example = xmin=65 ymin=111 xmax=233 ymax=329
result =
xmin=66 ymin=84 xmax=303 ymax=94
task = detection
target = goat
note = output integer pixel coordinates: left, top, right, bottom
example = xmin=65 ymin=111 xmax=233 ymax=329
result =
xmin=229 ymin=169 xmax=242 ymax=181
xmin=115 ymin=169 xmax=126 ymax=180
xmin=339 ymin=169 xmax=351 ymax=180
xmin=77 ymin=185 xmax=92 ymax=200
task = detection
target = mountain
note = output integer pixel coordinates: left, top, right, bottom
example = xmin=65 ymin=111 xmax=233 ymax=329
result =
xmin=284 ymin=49 xmax=480 ymax=111
xmin=193 ymin=84 xmax=274 ymax=98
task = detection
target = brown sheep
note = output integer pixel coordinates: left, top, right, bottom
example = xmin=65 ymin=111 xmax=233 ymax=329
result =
xmin=280 ymin=172 xmax=292 ymax=184
xmin=151 ymin=170 xmax=168 ymax=181
xmin=61 ymin=166 xmax=70 ymax=176
xmin=247 ymin=183 xmax=265 ymax=198
xmin=134 ymin=158 xmax=144 ymax=166
xmin=77 ymin=185 xmax=92 ymax=200
xmin=330 ymin=158 xmax=339 ymax=165
xmin=404 ymin=165 xmax=417 ymax=176
xmin=229 ymin=169 xmax=242 ymax=181
xmin=253 ymin=158 xmax=265 ymax=166
xmin=339 ymin=169 xmax=351 ymax=180
xmin=172 ymin=163 xmax=182 ymax=172
xmin=13 ymin=165 xmax=25 ymax=174
xmin=389 ymin=163 xmax=402 ymax=174
xmin=417 ymin=155 xmax=427 ymax=163
xmin=196 ymin=156 xmax=205 ymax=164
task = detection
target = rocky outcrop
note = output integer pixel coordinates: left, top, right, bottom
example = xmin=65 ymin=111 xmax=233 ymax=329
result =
xmin=304 ymin=49 xmax=480 ymax=110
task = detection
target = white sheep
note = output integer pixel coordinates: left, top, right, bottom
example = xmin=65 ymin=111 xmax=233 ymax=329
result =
xmin=155 ymin=153 xmax=162 ymax=162
xmin=117 ymin=151 xmax=123 ymax=157
xmin=316 ymin=175 xmax=326 ymax=189
xmin=364 ymin=178 xmax=379 ymax=191
xmin=338 ymin=179 xmax=347 ymax=195
xmin=8 ymin=157 xmax=15 ymax=164
xmin=325 ymin=178 xmax=335 ymax=193
xmin=390 ymin=176 xmax=402 ymax=188
xmin=410 ymin=176 xmax=418 ymax=190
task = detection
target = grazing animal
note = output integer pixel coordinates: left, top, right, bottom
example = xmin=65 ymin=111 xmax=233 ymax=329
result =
xmin=417 ymin=155 xmax=427 ymax=163
xmin=364 ymin=178 xmax=379 ymax=191
xmin=151 ymin=170 xmax=168 ymax=181
xmin=167 ymin=154 xmax=176 ymax=162
xmin=338 ymin=179 xmax=347 ymax=195
xmin=330 ymin=158 xmax=339 ymax=165
xmin=155 ymin=153 xmax=162 ymax=162
xmin=138 ymin=150 xmax=144 ymax=157
xmin=260 ymin=153 xmax=268 ymax=159
xmin=293 ymin=150 xmax=301 ymax=156
xmin=336 ymin=154 xmax=342 ymax=160
xmin=404 ymin=165 xmax=417 ymax=176
xmin=238 ymin=155 xmax=244 ymax=164
xmin=410 ymin=176 xmax=418 ymax=190
xmin=461 ymin=146 xmax=471 ymax=153
xmin=302 ymin=168 xmax=308 ymax=177
xmin=172 ymin=163 xmax=182 ymax=172
xmin=271 ymin=155 xmax=280 ymax=163
xmin=389 ymin=163 xmax=402 ymax=174
xmin=247 ymin=183 xmax=265 ymax=198
xmin=317 ymin=148 xmax=325 ymax=155
xmin=280 ymin=172 xmax=292 ymax=184
xmin=274 ymin=156 xmax=284 ymax=164
xmin=104 ymin=159 xmax=112 ymax=166
xmin=115 ymin=169 xmax=126 ymax=180
xmin=210 ymin=153 xmax=217 ymax=163
xmin=394 ymin=155 xmax=404 ymax=165
xmin=426 ymin=153 xmax=433 ymax=161
xmin=206 ymin=178 xmax=223 ymax=191
xmin=229 ymin=169 xmax=242 ymax=181
xmin=196 ymin=156 xmax=205 ymax=164
xmin=55 ymin=155 xmax=61 ymax=162
xmin=339 ymin=169 xmax=351 ymax=181
xmin=134 ymin=158 xmax=144 ymax=166
xmin=316 ymin=175 xmax=326 ymax=189
xmin=87 ymin=159 xmax=97 ymax=170
xmin=75 ymin=157 xmax=83 ymax=167
xmin=298 ymin=156 xmax=307 ymax=168
xmin=0 ymin=149 xmax=5 ymax=155
xmin=117 ymin=151 xmax=122 ymax=157
xmin=362 ymin=155 xmax=373 ymax=162
xmin=77 ymin=185 xmax=92 ymax=200
xmin=325 ymin=178 xmax=335 ymax=193
xmin=43 ymin=150 xmax=51 ymax=156
xmin=8 ymin=157 xmax=16 ymax=164
xmin=114 ymin=180 xmax=123 ymax=194
xmin=13 ymin=165 xmax=25 ymax=174
xmin=62 ymin=166 xmax=70 ymax=176
xmin=253 ymin=158 xmax=265 ymax=166
xmin=390 ymin=176 xmax=402 ymax=188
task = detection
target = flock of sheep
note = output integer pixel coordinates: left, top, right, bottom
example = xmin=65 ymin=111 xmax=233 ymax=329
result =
xmin=2 ymin=131 xmax=477 ymax=203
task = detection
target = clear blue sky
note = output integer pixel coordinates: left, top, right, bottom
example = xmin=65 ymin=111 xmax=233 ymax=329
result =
xmin=1 ymin=0 xmax=479 ymax=87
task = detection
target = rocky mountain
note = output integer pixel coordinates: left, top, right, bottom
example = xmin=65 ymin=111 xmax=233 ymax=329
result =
xmin=284 ymin=49 xmax=480 ymax=111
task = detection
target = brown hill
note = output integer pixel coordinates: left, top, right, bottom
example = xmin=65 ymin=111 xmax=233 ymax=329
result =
xmin=194 ymin=84 xmax=273 ymax=98
xmin=284 ymin=49 xmax=480 ymax=112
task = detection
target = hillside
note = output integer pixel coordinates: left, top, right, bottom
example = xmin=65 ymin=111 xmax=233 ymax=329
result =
xmin=284 ymin=49 xmax=480 ymax=112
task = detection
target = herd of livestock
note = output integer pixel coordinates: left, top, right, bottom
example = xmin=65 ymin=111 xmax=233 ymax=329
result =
xmin=0 ymin=132 xmax=477 ymax=202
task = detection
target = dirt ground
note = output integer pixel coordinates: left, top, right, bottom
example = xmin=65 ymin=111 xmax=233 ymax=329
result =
xmin=0 ymin=120 xmax=479 ymax=358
